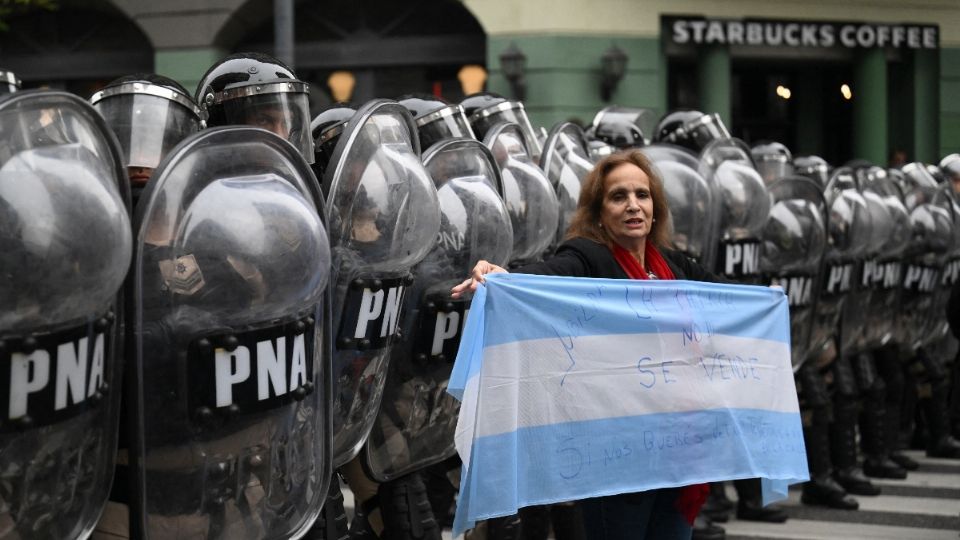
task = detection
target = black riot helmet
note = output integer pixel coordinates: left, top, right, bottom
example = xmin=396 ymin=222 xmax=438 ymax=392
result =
xmin=586 ymin=106 xmax=651 ymax=149
xmin=311 ymin=103 xmax=356 ymax=184
xmin=0 ymin=69 xmax=21 ymax=94
xmin=398 ymin=93 xmax=475 ymax=152
xmin=793 ymin=155 xmax=830 ymax=188
xmin=196 ymin=52 xmax=314 ymax=163
xmin=91 ymin=74 xmax=201 ymax=174
xmin=461 ymin=92 xmax=543 ymax=160
xmin=940 ymin=153 xmax=960 ymax=182
xmin=654 ymin=109 xmax=731 ymax=153
xmin=751 ymin=141 xmax=793 ymax=184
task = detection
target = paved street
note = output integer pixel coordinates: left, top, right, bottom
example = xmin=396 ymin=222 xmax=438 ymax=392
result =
xmin=724 ymin=451 xmax=960 ymax=540
xmin=342 ymin=450 xmax=959 ymax=539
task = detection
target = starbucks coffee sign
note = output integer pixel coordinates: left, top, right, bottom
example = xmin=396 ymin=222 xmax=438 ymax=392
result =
xmin=663 ymin=16 xmax=938 ymax=50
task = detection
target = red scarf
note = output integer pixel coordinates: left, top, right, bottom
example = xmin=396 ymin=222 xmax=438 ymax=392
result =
xmin=612 ymin=242 xmax=709 ymax=524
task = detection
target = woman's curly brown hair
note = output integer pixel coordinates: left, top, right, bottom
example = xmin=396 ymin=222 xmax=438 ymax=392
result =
xmin=565 ymin=149 xmax=672 ymax=248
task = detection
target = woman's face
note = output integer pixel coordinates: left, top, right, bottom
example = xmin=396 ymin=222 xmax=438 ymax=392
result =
xmin=600 ymin=162 xmax=655 ymax=248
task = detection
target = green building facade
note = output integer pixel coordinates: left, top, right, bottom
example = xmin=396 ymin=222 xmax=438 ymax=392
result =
xmin=2 ymin=0 xmax=957 ymax=164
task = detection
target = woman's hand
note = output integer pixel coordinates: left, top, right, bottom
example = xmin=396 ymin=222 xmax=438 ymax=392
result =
xmin=450 ymin=260 xmax=508 ymax=298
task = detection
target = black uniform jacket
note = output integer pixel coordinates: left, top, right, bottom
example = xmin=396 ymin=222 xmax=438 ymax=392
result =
xmin=518 ymin=237 xmax=727 ymax=284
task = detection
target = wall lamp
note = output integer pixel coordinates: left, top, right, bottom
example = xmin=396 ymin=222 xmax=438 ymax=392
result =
xmin=601 ymin=44 xmax=628 ymax=102
xmin=499 ymin=43 xmax=527 ymax=101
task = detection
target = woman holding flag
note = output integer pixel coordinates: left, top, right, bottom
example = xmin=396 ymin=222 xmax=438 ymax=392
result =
xmin=452 ymin=149 xmax=726 ymax=540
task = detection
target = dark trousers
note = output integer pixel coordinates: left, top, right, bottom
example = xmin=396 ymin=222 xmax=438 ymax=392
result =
xmin=580 ymin=488 xmax=692 ymax=540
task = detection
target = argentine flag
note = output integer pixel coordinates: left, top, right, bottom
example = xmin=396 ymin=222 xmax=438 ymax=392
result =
xmin=448 ymin=273 xmax=809 ymax=535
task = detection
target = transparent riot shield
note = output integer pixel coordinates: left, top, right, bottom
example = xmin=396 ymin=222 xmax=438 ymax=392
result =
xmin=540 ymin=122 xmax=593 ymax=247
xmin=131 ymin=127 xmax=332 ymax=539
xmin=653 ymin=161 xmax=715 ymax=263
xmin=483 ymin=122 xmax=559 ymax=265
xmin=364 ymin=139 xmax=513 ymax=482
xmin=858 ymin=169 xmax=912 ymax=350
xmin=640 ymin=143 xmax=701 ymax=172
xmin=699 ymin=138 xmax=770 ymax=282
xmin=896 ymin=164 xmax=953 ymax=352
xmin=927 ymin=185 xmax=960 ymax=363
xmin=760 ymin=177 xmax=827 ymax=370
xmin=322 ymin=100 xmax=441 ymax=467
xmin=809 ymin=169 xmax=872 ymax=365
xmin=0 ymin=90 xmax=131 ymax=540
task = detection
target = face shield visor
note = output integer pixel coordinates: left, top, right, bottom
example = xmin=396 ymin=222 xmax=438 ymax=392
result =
xmin=219 ymin=83 xmax=313 ymax=163
xmin=416 ymin=105 xmax=475 ymax=151
xmin=92 ymin=85 xmax=201 ymax=170
xmin=674 ymin=113 xmax=732 ymax=153
xmin=470 ymin=101 xmax=543 ymax=161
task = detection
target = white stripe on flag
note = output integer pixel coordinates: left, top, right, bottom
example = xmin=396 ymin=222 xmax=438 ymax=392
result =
xmin=472 ymin=332 xmax=795 ymax=439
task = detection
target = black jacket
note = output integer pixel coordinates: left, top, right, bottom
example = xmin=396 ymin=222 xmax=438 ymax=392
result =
xmin=518 ymin=237 xmax=727 ymax=283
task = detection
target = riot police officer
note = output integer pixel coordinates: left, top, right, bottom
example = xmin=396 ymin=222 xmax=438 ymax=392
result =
xmin=196 ymin=52 xmax=314 ymax=164
xmin=0 ymin=89 xmax=132 ymax=539
xmin=654 ymin=109 xmax=731 ymax=155
xmin=307 ymin=100 xmax=442 ymax=540
xmin=91 ymin=73 xmax=202 ymax=204
xmin=798 ymin=167 xmax=868 ymax=509
xmin=128 ymin=126 xmax=333 ymax=539
xmin=897 ymin=163 xmax=960 ymax=459
xmin=751 ymin=142 xmax=793 ymax=184
xmin=586 ymin=106 xmax=652 ymax=149
xmin=793 ymin=155 xmax=830 ymax=188
xmin=345 ymin=94 xmax=515 ymax=540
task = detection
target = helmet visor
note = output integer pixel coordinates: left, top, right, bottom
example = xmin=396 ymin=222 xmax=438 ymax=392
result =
xmin=95 ymin=93 xmax=200 ymax=169
xmin=222 ymin=91 xmax=314 ymax=163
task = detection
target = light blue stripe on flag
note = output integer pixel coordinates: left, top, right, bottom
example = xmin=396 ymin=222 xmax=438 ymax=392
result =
xmin=449 ymin=274 xmax=808 ymax=536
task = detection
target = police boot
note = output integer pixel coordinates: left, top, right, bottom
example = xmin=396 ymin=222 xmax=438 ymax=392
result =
xmin=692 ymin=513 xmax=725 ymax=540
xmin=733 ymin=479 xmax=788 ymax=523
xmin=801 ymin=415 xmax=860 ymax=509
xmin=922 ymin=381 xmax=960 ymax=459
xmin=874 ymin=347 xmax=918 ymax=471
xmin=860 ymin=395 xmax=907 ymax=479
xmin=378 ymin=473 xmax=441 ymax=540
xmin=306 ymin=480 xmax=350 ymax=540
xmin=700 ymin=483 xmax=732 ymax=522
xmin=549 ymin=503 xmax=587 ymax=540
xmin=830 ymin=400 xmax=881 ymax=495
xmin=421 ymin=458 xmax=459 ymax=529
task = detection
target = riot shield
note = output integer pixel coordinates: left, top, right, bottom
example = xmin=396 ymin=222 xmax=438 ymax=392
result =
xmin=760 ymin=177 xmax=827 ymax=370
xmin=896 ymin=164 xmax=953 ymax=352
xmin=927 ymin=184 xmax=960 ymax=363
xmin=699 ymin=138 xmax=770 ymax=282
xmin=483 ymin=122 xmax=559 ymax=265
xmin=809 ymin=168 xmax=872 ymax=364
xmin=654 ymin=161 xmax=715 ymax=262
xmin=540 ymin=122 xmax=593 ymax=247
xmin=0 ymin=90 xmax=131 ymax=540
xmin=640 ymin=142 xmax=701 ymax=172
xmin=858 ymin=168 xmax=912 ymax=350
xmin=131 ymin=126 xmax=332 ymax=539
xmin=321 ymin=100 xmax=441 ymax=467
xmin=364 ymin=139 xmax=513 ymax=482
